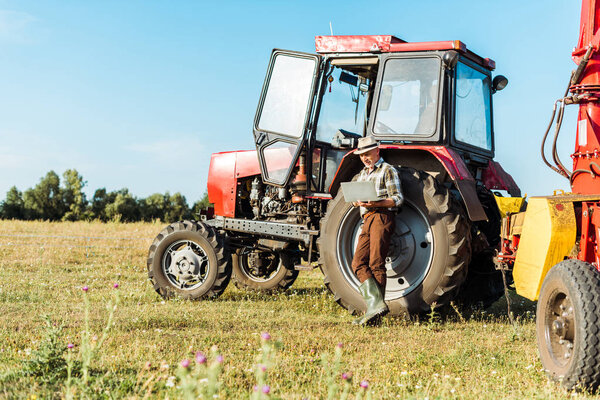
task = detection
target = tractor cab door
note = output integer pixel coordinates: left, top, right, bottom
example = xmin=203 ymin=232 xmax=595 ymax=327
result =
xmin=253 ymin=50 xmax=321 ymax=186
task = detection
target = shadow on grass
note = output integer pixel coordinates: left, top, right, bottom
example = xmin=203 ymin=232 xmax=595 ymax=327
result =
xmin=218 ymin=287 xmax=330 ymax=302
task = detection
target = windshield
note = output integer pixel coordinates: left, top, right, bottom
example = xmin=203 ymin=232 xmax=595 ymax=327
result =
xmin=374 ymin=57 xmax=441 ymax=135
xmin=315 ymin=65 xmax=370 ymax=143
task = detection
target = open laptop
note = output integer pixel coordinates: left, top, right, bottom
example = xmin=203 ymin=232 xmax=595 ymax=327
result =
xmin=340 ymin=181 xmax=380 ymax=203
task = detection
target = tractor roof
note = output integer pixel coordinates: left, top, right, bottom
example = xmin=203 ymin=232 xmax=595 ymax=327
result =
xmin=315 ymin=35 xmax=495 ymax=70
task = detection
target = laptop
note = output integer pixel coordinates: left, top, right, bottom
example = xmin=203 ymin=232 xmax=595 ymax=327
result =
xmin=340 ymin=181 xmax=380 ymax=203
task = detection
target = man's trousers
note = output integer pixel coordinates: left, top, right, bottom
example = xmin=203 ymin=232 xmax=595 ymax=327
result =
xmin=351 ymin=210 xmax=395 ymax=293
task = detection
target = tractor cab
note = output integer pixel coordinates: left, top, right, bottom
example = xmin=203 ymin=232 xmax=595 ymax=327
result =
xmin=253 ymin=35 xmax=506 ymax=193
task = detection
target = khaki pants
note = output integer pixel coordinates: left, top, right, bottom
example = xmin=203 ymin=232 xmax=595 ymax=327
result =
xmin=351 ymin=210 xmax=395 ymax=293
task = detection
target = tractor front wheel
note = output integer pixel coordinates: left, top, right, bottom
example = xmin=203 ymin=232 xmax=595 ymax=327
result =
xmin=537 ymin=259 xmax=600 ymax=390
xmin=147 ymin=220 xmax=231 ymax=300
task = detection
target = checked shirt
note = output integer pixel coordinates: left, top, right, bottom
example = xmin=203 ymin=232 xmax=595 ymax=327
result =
xmin=356 ymin=158 xmax=403 ymax=215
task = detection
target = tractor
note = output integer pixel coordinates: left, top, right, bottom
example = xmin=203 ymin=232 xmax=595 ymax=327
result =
xmin=147 ymin=35 xmax=518 ymax=317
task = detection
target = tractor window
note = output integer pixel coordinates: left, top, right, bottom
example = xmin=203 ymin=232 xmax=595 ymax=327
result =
xmin=454 ymin=62 xmax=492 ymax=150
xmin=262 ymin=141 xmax=298 ymax=184
xmin=315 ymin=66 xmax=369 ymax=143
xmin=258 ymin=54 xmax=317 ymax=139
xmin=374 ymin=58 xmax=440 ymax=135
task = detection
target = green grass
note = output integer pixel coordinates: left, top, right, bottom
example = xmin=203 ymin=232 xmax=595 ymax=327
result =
xmin=0 ymin=220 xmax=596 ymax=399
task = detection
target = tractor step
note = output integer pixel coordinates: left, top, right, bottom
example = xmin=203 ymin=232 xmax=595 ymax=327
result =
xmin=294 ymin=263 xmax=317 ymax=271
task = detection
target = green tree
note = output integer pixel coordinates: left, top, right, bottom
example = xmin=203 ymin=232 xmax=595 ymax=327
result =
xmin=104 ymin=189 xmax=139 ymax=222
xmin=140 ymin=193 xmax=168 ymax=222
xmin=0 ymin=186 xmax=25 ymax=219
xmin=164 ymin=192 xmax=191 ymax=222
xmin=91 ymin=188 xmax=115 ymax=221
xmin=62 ymin=169 xmax=91 ymax=221
xmin=23 ymin=171 xmax=64 ymax=220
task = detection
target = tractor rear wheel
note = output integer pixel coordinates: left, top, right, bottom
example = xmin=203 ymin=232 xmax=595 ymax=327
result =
xmin=231 ymin=249 xmax=298 ymax=291
xmin=147 ymin=220 xmax=231 ymax=300
xmin=318 ymin=168 xmax=471 ymax=316
xmin=537 ymin=259 xmax=600 ymax=390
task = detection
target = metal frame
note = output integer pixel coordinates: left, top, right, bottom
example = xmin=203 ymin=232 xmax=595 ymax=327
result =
xmin=368 ymin=52 xmax=445 ymax=143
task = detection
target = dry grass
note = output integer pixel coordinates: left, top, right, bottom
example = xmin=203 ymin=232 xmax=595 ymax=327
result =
xmin=0 ymin=220 xmax=596 ymax=399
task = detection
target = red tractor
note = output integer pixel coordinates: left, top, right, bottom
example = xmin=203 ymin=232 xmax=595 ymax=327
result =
xmin=147 ymin=35 xmax=518 ymax=317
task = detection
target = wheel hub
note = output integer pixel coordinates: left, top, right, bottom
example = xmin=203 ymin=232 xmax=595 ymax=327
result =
xmin=546 ymin=295 xmax=575 ymax=363
xmin=239 ymin=250 xmax=280 ymax=282
xmin=163 ymin=241 xmax=209 ymax=290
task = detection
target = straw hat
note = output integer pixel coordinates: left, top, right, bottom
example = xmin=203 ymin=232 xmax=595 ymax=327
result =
xmin=355 ymin=136 xmax=379 ymax=155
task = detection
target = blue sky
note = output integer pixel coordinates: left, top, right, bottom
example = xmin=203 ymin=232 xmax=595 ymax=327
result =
xmin=0 ymin=0 xmax=579 ymax=203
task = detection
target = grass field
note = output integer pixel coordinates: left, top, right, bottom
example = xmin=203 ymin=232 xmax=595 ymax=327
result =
xmin=0 ymin=220 xmax=595 ymax=399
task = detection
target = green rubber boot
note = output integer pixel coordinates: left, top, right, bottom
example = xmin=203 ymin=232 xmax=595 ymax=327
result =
xmin=353 ymin=278 xmax=389 ymax=326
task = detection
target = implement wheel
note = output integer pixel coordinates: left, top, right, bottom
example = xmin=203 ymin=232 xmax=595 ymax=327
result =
xmin=147 ymin=220 xmax=231 ymax=300
xmin=318 ymin=168 xmax=471 ymax=316
xmin=231 ymin=249 xmax=298 ymax=291
xmin=537 ymin=259 xmax=600 ymax=390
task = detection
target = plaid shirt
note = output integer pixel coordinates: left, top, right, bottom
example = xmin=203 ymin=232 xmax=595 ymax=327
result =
xmin=357 ymin=158 xmax=403 ymax=213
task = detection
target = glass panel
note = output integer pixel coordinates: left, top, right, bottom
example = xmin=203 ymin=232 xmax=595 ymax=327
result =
xmin=374 ymin=58 xmax=440 ymax=135
xmin=455 ymin=62 xmax=492 ymax=150
xmin=316 ymin=67 xmax=368 ymax=143
xmin=258 ymin=54 xmax=317 ymax=138
xmin=263 ymin=141 xmax=298 ymax=184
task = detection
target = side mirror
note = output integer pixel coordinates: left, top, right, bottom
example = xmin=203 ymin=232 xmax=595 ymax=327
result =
xmin=379 ymin=85 xmax=393 ymax=111
xmin=339 ymin=71 xmax=358 ymax=86
xmin=492 ymin=75 xmax=508 ymax=93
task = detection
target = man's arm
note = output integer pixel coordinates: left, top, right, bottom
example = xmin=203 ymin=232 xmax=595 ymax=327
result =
xmin=356 ymin=166 xmax=402 ymax=209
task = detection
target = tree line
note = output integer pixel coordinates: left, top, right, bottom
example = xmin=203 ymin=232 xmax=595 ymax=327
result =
xmin=0 ymin=169 xmax=210 ymax=222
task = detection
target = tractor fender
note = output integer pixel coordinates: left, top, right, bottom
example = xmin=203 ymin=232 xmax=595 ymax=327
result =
xmin=328 ymin=144 xmax=488 ymax=222
xmin=207 ymin=149 xmax=261 ymax=217
xmin=482 ymin=160 xmax=521 ymax=197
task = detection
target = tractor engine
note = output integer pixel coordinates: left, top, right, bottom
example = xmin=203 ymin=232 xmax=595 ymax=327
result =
xmin=249 ymin=177 xmax=307 ymax=224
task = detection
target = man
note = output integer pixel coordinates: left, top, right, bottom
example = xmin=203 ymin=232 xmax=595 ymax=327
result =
xmin=351 ymin=136 xmax=403 ymax=325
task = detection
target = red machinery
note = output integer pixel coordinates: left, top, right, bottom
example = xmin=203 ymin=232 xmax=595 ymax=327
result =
xmin=495 ymin=0 xmax=600 ymax=390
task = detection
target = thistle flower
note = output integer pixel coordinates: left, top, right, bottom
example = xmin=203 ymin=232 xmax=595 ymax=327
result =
xmin=195 ymin=351 xmax=207 ymax=364
xmin=216 ymin=355 xmax=224 ymax=364
xmin=360 ymin=380 xmax=369 ymax=389
xmin=262 ymin=385 xmax=270 ymax=394
xmin=113 ymin=283 xmax=119 ymax=289
xmin=180 ymin=359 xmax=190 ymax=368
xmin=67 ymin=343 xmax=74 ymax=349
xmin=342 ymin=372 xmax=352 ymax=380
xmin=337 ymin=342 xmax=343 ymax=348
xmin=261 ymin=332 xmax=271 ymax=341
xmin=82 ymin=286 xmax=89 ymax=292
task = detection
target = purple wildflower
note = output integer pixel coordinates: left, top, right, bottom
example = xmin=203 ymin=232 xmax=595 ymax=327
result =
xmin=253 ymin=385 xmax=259 ymax=392
xmin=216 ymin=355 xmax=224 ymax=364
xmin=113 ymin=283 xmax=119 ymax=289
xmin=180 ymin=359 xmax=190 ymax=368
xmin=262 ymin=385 xmax=270 ymax=394
xmin=82 ymin=286 xmax=89 ymax=292
xmin=360 ymin=380 xmax=369 ymax=389
xmin=261 ymin=332 xmax=271 ymax=341
xmin=67 ymin=343 xmax=74 ymax=349
xmin=342 ymin=372 xmax=351 ymax=380
xmin=259 ymin=364 xmax=267 ymax=372
xmin=337 ymin=342 xmax=343 ymax=348
xmin=195 ymin=351 xmax=207 ymax=364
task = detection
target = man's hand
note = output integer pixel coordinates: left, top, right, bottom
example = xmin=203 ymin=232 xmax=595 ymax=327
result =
xmin=355 ymin=198 xmax=396 ymax=208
